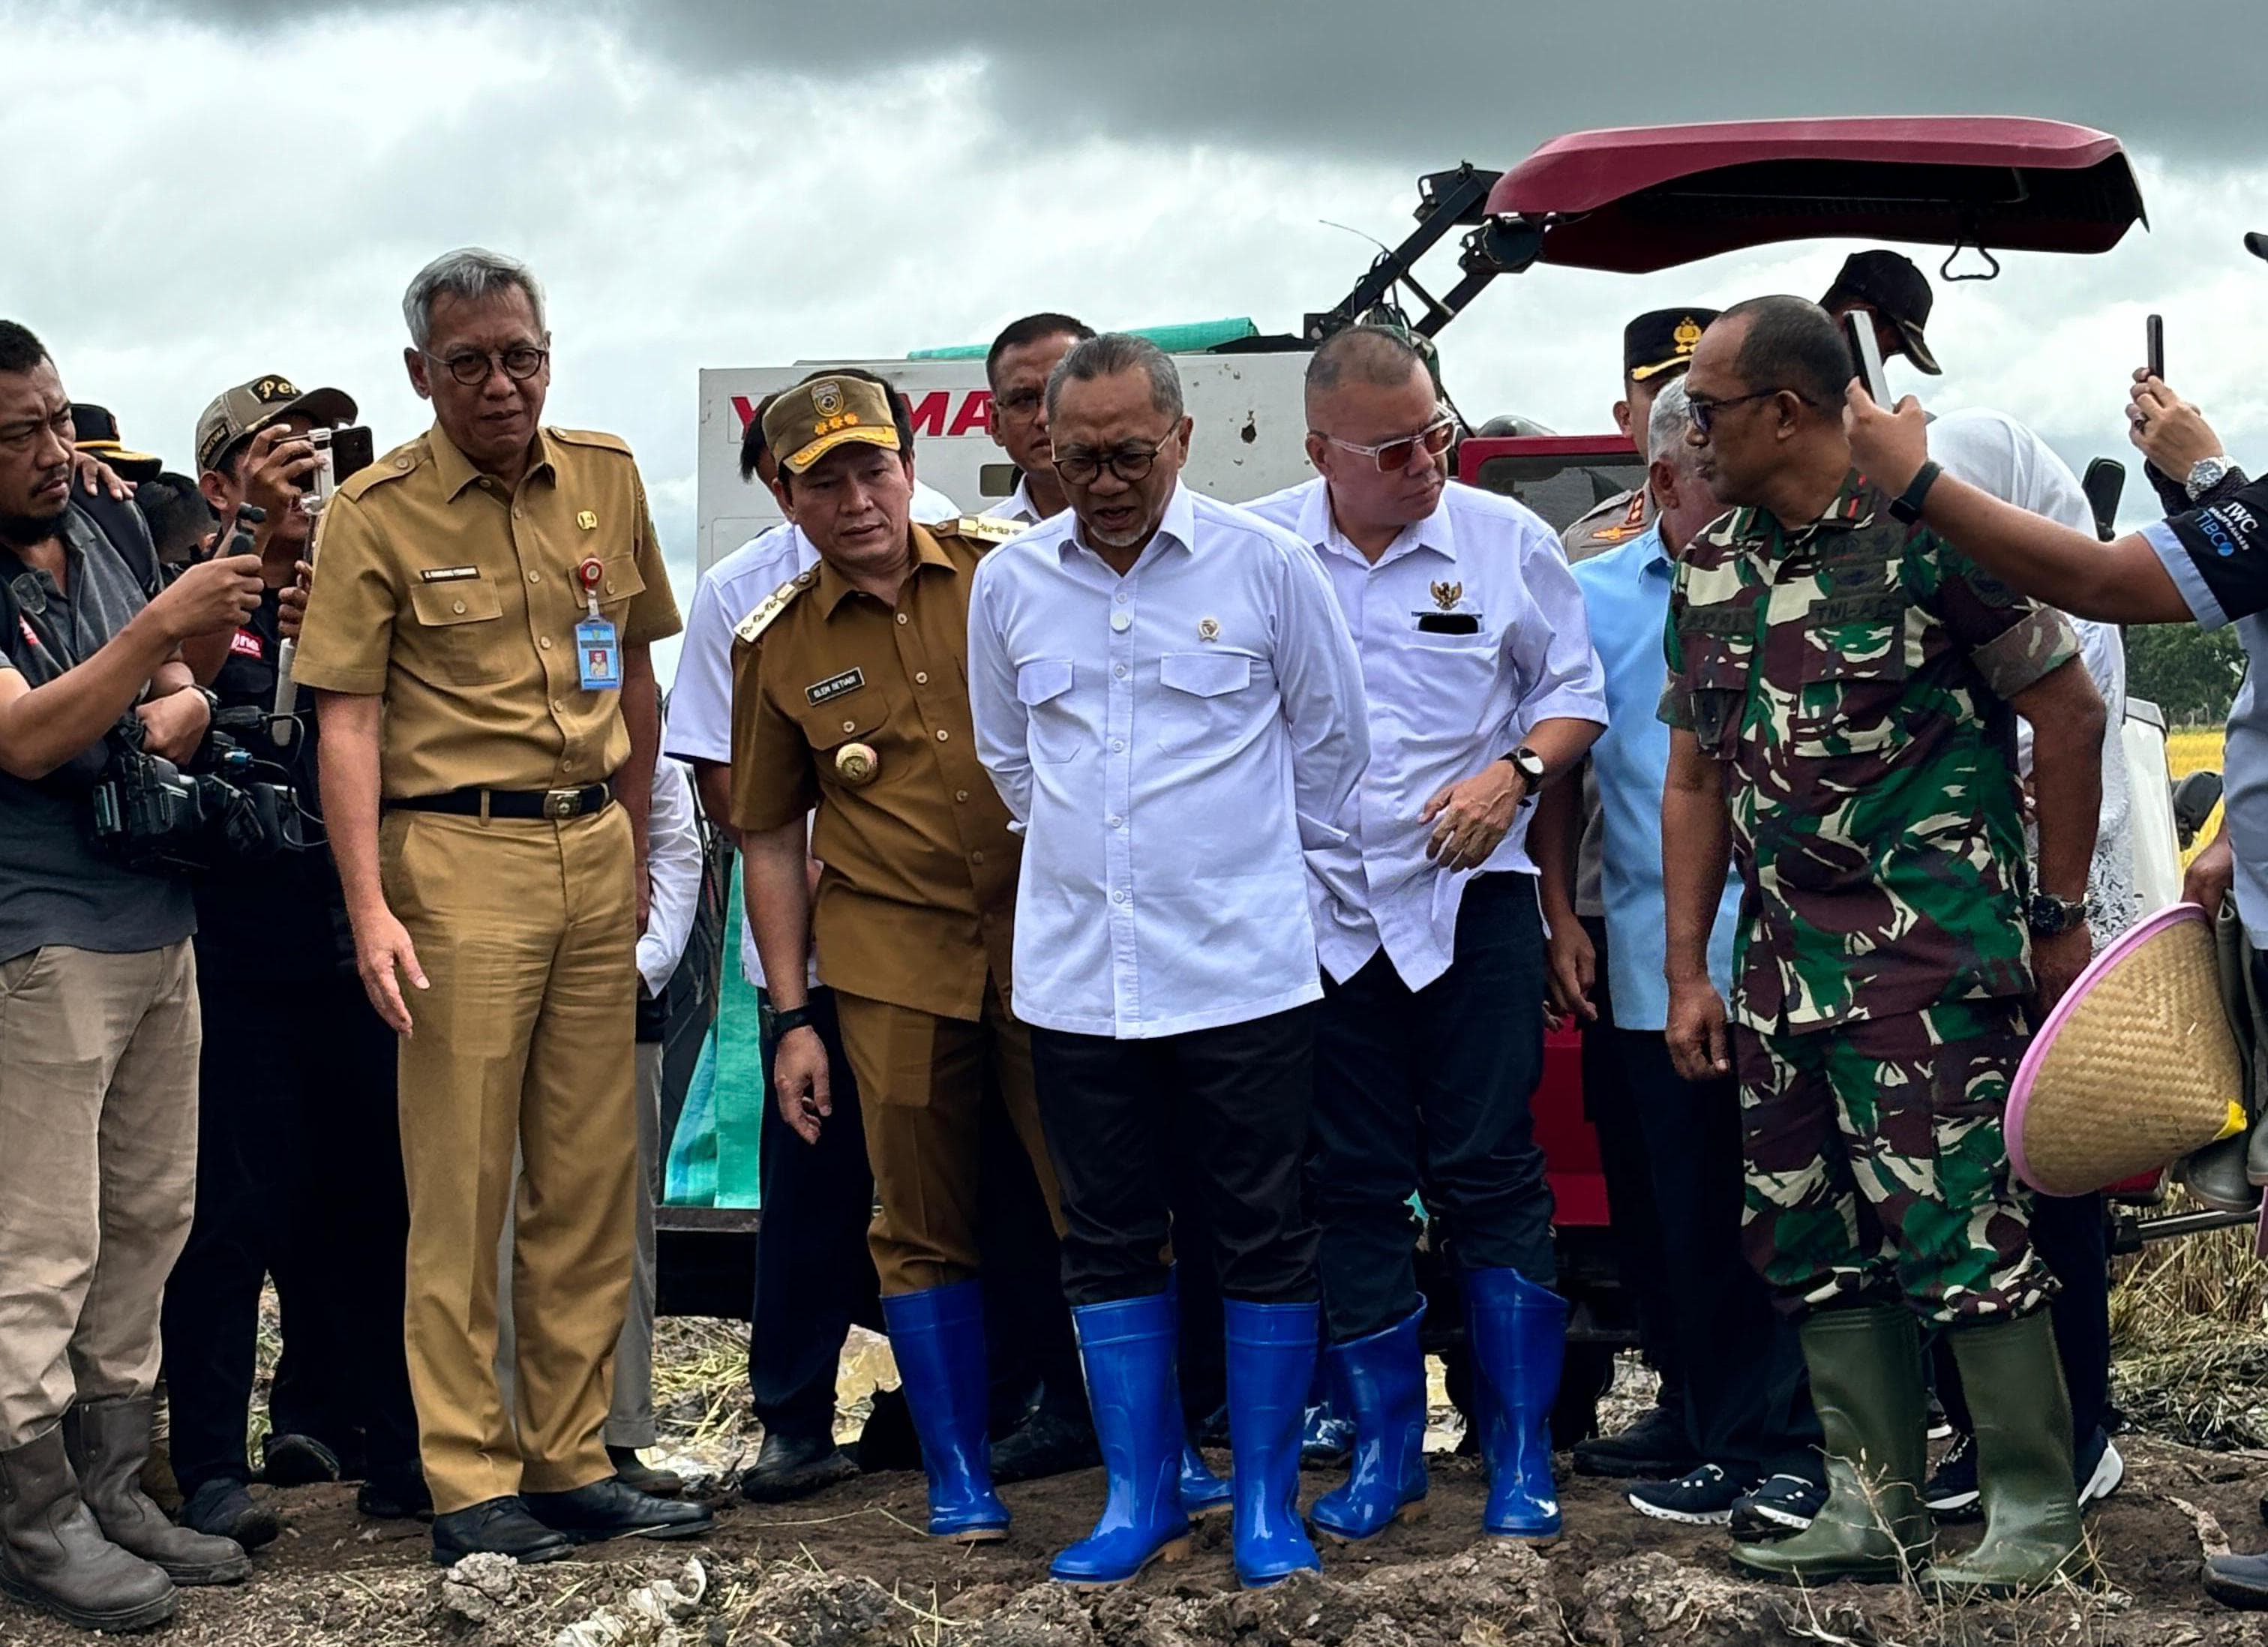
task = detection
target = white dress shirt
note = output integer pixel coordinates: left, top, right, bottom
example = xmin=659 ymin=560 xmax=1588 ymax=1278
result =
xmin=910 ymin=478 xmax=962 ymax=524
xmin=663 ymin=521 xmax=819 ymax=989
xmin=968 ymin=483 xmax=1370 ymax=1040
xmin=976 ymin=476 xmax=1046 ymax=528
xmin=638 ymin=752 xmax=705 ymax=996
xmin=1246 ymin=478 xmax=1608 ymax=989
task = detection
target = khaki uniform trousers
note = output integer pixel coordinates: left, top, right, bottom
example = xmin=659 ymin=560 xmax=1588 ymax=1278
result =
xmin=0 ymin=942 xmax=200 ymax=1447
xmin=833 ymin=980 xmax=1062 ymax=1297
xmin=381 ymin=805 xmax=638 ymax=1514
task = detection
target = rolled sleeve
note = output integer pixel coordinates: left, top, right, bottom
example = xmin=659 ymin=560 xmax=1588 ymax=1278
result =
xmin=1968 ymin=608 xmax=2079 ymax=701
xmin=621 ymin=476 xmax=682 ymax=648
xmin=1919 ymin=538 xmax=2077 ymax=701
xmin=291 ymin=494 xmax=398 ymax=695
xmin=727 ymin=638 xmax=818 ymax=834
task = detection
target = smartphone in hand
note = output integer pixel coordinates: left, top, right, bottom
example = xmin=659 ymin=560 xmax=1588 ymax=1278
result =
xmin=2146 ymin=313 xmax=2166 ymax=382
xmin=1845 ymin=310 xmax=1892 ymax=406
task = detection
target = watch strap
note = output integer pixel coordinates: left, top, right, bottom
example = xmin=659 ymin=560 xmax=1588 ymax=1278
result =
xmin=1888 ymin=460 xmax=1942 ymax=525
xmin=771 ymin=1004 xmax=818 ymax=1038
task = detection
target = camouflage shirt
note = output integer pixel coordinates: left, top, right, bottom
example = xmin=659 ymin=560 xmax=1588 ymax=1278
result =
xmin=1660 ymin=470 xmax=2078 ymax=1036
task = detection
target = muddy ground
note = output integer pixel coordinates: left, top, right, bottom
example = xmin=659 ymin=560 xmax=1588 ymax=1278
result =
xmin=8 ymin=1430 xmax=2268 ymax=1647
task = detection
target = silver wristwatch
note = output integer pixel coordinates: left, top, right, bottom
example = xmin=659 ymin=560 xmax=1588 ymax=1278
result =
xmin=2187 ymin=454 xmax=2235 ymax=501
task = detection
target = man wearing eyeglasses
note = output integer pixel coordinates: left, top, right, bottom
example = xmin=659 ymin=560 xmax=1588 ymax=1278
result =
xmin=1660 ymin=296 xmax=2104 ymax=1594
xmin=968 ymin=333 xmax=1369 ymax=1589
xmin=292 ymin=248 xmax=706 ymax=1564
xmin=1246 ymin=325 xmax=1606 ymax=1547
xmin=983 ymin=314 xmax=1094 ymax=525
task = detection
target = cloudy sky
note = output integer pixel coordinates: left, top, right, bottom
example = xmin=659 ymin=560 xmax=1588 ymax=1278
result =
xmin=10 ymin=1 xmax=2266 ymax=682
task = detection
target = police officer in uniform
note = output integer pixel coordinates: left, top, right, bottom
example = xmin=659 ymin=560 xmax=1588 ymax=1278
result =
xmin=729 ymin=372 xmax=1062 ymax=1545
xmin=292 ymin=248 xmax=707 ymax=1564
xmin=1561 ymin=309 xmax=1720 ymax=562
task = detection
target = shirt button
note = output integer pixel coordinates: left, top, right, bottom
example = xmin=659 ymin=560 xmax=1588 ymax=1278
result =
xmin=914 ymin=670 xmax=928 ymax=684
xmin=1114 ymin=664 xmax=1128 ymax=679
xmin=955 ymin=789 xmax=970 ymax=802
xmin=1110 ymin=612 xmax=1130 ymax=633
xmin=1109 ymin=815 xmax=1124 ymax=829
xmin=539 ymin=636 xmax=553 ymax=650
xmin=394 ymin=458 xmax=410 ymax=470
xmin=551 ymin=700 xmax=563 ymax=713
xmin=842 ymin=719 xmax=856 ymax=733
xmin=479 ymin=478 xmax=494 ymax=490
xmin=1112 ymin=890 xmax=1129 ymax=904
xmin=1110 ymin=739 xmax=1125 ymax=753
xmin=512 ymin=506 xmax=524 ymax=519
xmin=527 ymin=571 xmax=541 ymax=584
xmin=970 ymin=849 xmax=986 ymax=865
xmin=452 ymin=600 xmax=466 ymax=614
xmin=1114 ymin=592 xmax=1128 ymax=605
xmin=896 ymin=612 xmax=909 ymax=626
xmin=935 ymin=728 xmax=949 ymax=742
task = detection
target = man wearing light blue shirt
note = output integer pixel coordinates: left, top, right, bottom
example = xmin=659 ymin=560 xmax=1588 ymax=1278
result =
xmin=1246 ymin=326 xmax=1606 ymax=1550
xmin=968 ymin=334 xmax=1368 ymax=1591
xmin=1537 ymin=377 xmax=1821 ymax=1533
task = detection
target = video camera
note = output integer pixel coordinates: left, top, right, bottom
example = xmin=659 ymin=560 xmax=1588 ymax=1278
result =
xmin=88 ymin=705 xmax=303 ymax=875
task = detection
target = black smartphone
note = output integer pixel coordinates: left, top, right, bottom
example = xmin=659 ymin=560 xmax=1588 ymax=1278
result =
xmin=1844 ymin=310 xmax=1892 ymax=406
xmin=2146 ymin=314 xmax=2165 ymax=382
xmin=330 ymin=424 xmax=376 ymax=486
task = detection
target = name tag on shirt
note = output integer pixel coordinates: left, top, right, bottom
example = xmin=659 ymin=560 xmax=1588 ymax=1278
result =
xmin=577 ymin=617 xmax=622 ymax=690
xmin=418 ymin=565 xmax=482 ymax=583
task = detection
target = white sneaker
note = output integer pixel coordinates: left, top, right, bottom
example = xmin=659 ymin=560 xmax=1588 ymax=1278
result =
xmin=2079 ymin=1436 xmax=2124 ymax=1509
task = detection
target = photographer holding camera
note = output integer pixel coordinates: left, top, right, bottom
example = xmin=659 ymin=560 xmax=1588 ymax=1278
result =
xmin=0 ymin=322 xmax=266 ymax=1633
xmin=157 ymin=377 xmax=424 ymax=1552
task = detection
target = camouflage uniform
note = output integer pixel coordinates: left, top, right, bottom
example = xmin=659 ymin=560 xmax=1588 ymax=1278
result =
xmin=1661 ymin=472 xmax=2079 ymax=1324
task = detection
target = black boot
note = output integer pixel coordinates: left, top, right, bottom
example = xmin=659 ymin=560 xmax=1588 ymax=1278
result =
xmin=1570 ymin=1398 xmax=1695 ymax=1480
xmin=523 ymin=1478 xmax=712 ymax=1545
xmin=63 ymin=1401 xmax=248 ymax=1586
xmin=741 ymin=1431 xmax=859 ymax=1503
xmin=178 ymin=1479 xmax=280 ymax=1552
xmin=430 ymin=1497 xmax=571 ymax=1567
xmin=0 ymin=1424 xmax=176 ymax=1633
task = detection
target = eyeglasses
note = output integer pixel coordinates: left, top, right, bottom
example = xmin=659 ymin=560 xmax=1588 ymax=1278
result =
xmin=1318 ymin=412 xmax=1457 ymax=473
xmin=1054 ymin=436 xmax=1174 ymax=486
xmin=1685 ymin=388 xmax=1808 ymax=437
xmin=423 ymin=346 xmax=549 ymax=387
xmin=993 ymin=386 xmax=1046 ymax=418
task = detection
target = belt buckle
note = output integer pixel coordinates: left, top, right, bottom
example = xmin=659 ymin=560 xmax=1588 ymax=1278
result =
xmin=543 ymin=788 xmax=580 ymax=820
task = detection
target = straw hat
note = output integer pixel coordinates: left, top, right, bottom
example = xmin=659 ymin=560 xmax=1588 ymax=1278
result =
xmin=2006 ymin=903 xmax=2248 ymax=1198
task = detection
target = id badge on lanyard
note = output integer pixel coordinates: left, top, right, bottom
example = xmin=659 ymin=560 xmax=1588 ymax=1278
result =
xmin=575 ymin=558 xmax=621 ymax=691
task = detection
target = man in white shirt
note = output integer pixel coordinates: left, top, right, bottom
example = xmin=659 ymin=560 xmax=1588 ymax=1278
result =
xmin=661 ymin=397 xmax=867 ymax=1504
xmin=1249 ymin=326 xmax=1607 ymax=1546
xmin=968 ymin=334 xmax=1369 ymax=1590
xmin=980 ymin=314 xmax=1094 ymax=526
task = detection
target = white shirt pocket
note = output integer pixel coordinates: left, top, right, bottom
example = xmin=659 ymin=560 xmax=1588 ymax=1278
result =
xmin=1016 ymin=658 xmax=1082 ymax=764
xmin=1156 ymin=650 xmax=1256 ymax=757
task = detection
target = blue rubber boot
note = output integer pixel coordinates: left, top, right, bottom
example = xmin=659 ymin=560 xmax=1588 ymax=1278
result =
xmin=1464 ymin=1268 xmax=1566 ymax=1541
xmin=1224 ymin=1300 xmax=1323 ymax=1588
xmin=880 ymin=1282 xmax=1010 ymax=1541
xmin=1180 ymin=1438 xmax=1232 ymax=1519
xmin=1310 ymin=1302 xmax=1429 ymax=1543
xmin=1051 ymin=1292 xmax=1193 ymax=1586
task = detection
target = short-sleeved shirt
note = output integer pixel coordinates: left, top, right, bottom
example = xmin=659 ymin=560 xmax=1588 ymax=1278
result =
xmin=292 ymin=422 xmax=681 ymax=798
xmin=2144 ymin=477 xmax=2268 ymax=947
xmin=0 ymin=504 xmax=196 ymax=962
xmin=1661 ymin=470 xmax=2078 ymax=1035
xmin=728 ymin=522 xmax=1019 ymax=1022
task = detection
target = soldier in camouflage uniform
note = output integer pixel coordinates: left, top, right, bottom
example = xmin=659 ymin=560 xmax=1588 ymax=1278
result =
xmin=1659 ymin=297 xmax=2108 ymax=1596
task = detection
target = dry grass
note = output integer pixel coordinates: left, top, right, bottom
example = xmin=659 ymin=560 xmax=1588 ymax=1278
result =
xmin=2112 ymin=1194 xmax=2268 ymax=1450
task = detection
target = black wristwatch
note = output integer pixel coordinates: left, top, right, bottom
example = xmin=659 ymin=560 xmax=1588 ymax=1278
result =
xmin=1888 ymin=460 xmax=1942 ymax=524
xmin=1502 ymin=746 xmax=1548 ymax=801
xmin=2026 ymin=893 xmax=2088 ymax=938
xmin=772 ymin=1004 xmax=820 ymax=1039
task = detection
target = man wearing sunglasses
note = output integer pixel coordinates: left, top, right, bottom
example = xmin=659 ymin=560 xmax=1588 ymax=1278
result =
xmin=293 ymin=248 xmax=704 ymax=1564
xmin=1248 ymin=325 xmax=1606 ymax=1548
xmin=1660 ymin=296 xmax=2104 ymax=1595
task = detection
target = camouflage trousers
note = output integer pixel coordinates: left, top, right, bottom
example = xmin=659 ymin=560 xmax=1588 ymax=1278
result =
xmin=1732 ymin=1000 xmax=2057 ymax=1326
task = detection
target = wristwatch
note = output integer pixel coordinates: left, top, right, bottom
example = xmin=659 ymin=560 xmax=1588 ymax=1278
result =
xmin=1503 ymin=746 xmax=1548 ymax=801
xmin=772 ymin=1004 xmax=820 ymax=1039
xmin=1888 ymin=460 xmax=1942 ymax=524
xmin=2026 ymin=893 xmax=2089 ymax=938
xmin=2187 ymin=454 xmax=2235 ymax=501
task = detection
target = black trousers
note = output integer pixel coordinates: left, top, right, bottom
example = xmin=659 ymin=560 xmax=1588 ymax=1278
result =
xmin=976 ymin=1063 xmax=1086 ymax=1432
xmin=1933 ymin=1190 xmax=2109 ymax=1448
xmin=1310 ymin=874 xmax=1552 ymax=1342
xmin=747 ymin=988 xmax=880 ymax=1442
xmin=1609 ymin=1025 xmax=1820 ymax=1477
xmin=1031 ymin=1006 xmax=1318 ymax=1308
xmin=162 ymin=904 xmax=415 ymax=1494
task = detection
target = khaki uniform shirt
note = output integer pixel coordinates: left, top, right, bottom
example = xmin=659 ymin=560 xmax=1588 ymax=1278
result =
xmin=1562 ymin=486 xmax=1654 ymax=563
xmin=730 ymin=522 xmax=1020 ymax=1022
xmin=293 ymin=422 xmax=681 ymax=799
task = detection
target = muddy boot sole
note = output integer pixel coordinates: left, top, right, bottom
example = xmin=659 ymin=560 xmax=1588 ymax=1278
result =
xmin=0 ymin=1567 xmax=176 ymax=1634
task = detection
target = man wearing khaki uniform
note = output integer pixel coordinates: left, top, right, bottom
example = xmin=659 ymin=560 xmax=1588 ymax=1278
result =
xmin=293 ymin=249 xmax=706 ymax=1564
xmin=731 ymin=372 xmax=1060 ymax=1544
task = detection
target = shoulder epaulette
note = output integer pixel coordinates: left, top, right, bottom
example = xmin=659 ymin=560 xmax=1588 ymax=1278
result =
xmin=338 ymin=441 xmax=424 ymax=502
xmin=946 ymin=514 xmax=1025 ymax=548
xmin=734 ymin=571 xmax=816 ymax=644
xmin=548 ymin=427 xmax=634 ymax=458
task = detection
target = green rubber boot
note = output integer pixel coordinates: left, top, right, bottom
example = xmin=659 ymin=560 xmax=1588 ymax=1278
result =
xmin=1730 ymin=1305 xmax=1932 ymax=1586
xmin=1920 ymin=1312 xmax=2089 ymax=1598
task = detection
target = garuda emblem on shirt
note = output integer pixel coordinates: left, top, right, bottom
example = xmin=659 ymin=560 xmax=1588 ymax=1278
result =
xmin=1430 ymin=580 xmax=1464 ymax=612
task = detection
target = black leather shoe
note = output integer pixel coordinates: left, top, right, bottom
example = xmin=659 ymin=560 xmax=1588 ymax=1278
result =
xmin=2207 ymin=1552 xmax=2268 ymax=1610
xmin=259 ymin=1433 xmax=340 ymax=1488
xmin=358 ymin=1463 xmax=433 ymax=1522
xmin=430 ymin=1497 xmax=572 ymax=1567
xmin=740 ymin=1432 xmax=858 ymax=1504
xmin=1571 ymin=1402 xmax=1696 ymax=1480
xmin=178 ymin=1479 xmax=279 ymax=1552
xmin=523 ymin=1478 xmax=712 ymax=1545
xmin=990 ymin=1410 xmax=1100 ymax=1485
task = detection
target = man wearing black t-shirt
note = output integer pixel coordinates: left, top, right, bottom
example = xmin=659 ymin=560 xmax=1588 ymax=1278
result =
xmin=158 ymin=377 xmax=422 ymax=1547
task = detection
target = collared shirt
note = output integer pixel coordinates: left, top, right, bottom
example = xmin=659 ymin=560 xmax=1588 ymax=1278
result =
xmin=638 ymin=752 xmax=703 ymax=996
xmin=976 ymin=476 xmax=1045 ymax=527
xmin=1246 ymin=477 xmax=1606 ymax=989
xmin=910 ymin=479 xmax=962 ymax=524
xmin=968 ymin=483 xmax=1370 ymax=1039
xmin=1562 ymin=485 xmax=1654 ymax=561
xmin=663 ymin=521 xmax=818 ymax=991
xmin=2144 ymin=476 xmax=2268 ymax=947
xmin=730 ymin=524 xmax=1018 ymax=1022
xmin=1662 ymin=470 xmax=2078 ymax=1035
xmin=1570 ymin=523 xmax=1737 ymax=1030
xmin=294 ymin=422 xmax=682 ymax=797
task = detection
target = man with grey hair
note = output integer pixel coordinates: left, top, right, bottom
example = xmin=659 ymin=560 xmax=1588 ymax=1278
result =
xmin=1534 ymin=377 xmax=1824 ymax=1532
xmin=1246 ymin=324 xmax=1606 ymax=1550
xmin=969 ymin=332 xmax=1370 ymax=1589
xmin=293 ymin=248 xmax=706 ymax=1564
